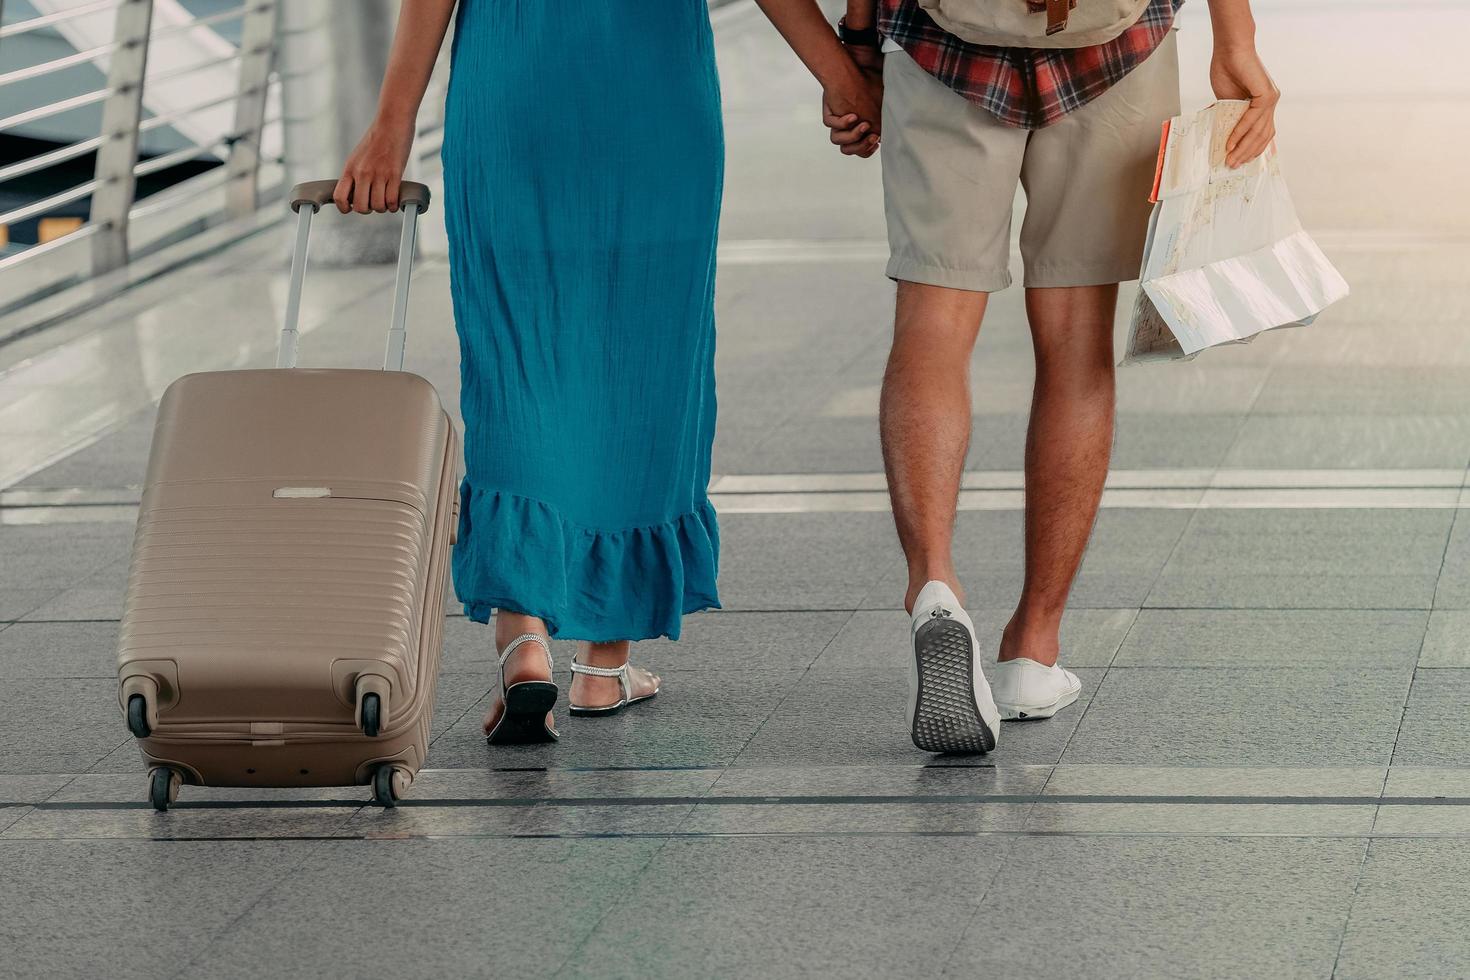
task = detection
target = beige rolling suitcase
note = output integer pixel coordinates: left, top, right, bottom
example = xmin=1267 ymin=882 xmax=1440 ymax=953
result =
xmin=117 ymin=180 xmax=459 ymax=810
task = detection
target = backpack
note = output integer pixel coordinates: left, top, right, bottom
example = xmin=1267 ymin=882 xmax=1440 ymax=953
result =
xmin=916 ymin=0 xmax=1154 ymax=48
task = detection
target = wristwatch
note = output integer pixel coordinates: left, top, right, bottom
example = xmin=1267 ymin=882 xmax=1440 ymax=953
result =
xmin=837 ymin=16 xmax=882 ymax=49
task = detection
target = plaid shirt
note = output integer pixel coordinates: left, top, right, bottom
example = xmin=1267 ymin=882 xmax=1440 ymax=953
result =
xmin=879 ymin=0 xmax=1184 ymax=129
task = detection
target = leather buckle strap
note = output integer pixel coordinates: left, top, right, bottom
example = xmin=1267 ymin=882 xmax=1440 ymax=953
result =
xmin=1027 ymin=0 xmax=1078 ymax=35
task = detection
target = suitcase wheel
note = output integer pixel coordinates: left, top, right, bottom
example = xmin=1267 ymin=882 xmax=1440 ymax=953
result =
xmin=355 ymin=674 xmax=391 ymax=737
xmin=360 ymin=693 xmax=382 ymax=738
xmin=372 ymin=765 xmax=410 ymax=808
xmin=126 ymin=694 xmax=151 ymax=739
xmin=149 ymin=768 xmax=181 ymax=812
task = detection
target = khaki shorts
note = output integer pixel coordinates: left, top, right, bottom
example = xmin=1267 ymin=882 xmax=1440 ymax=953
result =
xmin=881 ymin=31 xmax=1181 ymax=292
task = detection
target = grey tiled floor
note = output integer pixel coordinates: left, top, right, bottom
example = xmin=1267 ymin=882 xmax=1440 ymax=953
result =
xmin=3 ymin=1 xmax=1470 ymax=978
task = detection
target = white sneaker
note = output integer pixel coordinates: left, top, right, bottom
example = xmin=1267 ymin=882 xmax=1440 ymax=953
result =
xmin=991 ymin=658 xmax=1082 ymax=721
xmin=907 ymin=582 xmax=1000 ymax=754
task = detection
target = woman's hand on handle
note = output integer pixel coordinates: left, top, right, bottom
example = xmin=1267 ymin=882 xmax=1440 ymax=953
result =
xmin=333 ymin=0 xmax=456 ymax=214
xmin=334 ymin=118 xmax=416 ymax=214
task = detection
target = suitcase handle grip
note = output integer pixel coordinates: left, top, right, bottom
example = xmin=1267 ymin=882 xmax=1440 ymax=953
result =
xmin=277 ymin=179 xmax=426 ymax=372
xmin=288 ymin=179 xmax=432 ymax=215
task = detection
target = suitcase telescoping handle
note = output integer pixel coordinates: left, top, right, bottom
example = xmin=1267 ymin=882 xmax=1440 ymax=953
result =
xmin=276 ymin=179 xmax=433 ymax=372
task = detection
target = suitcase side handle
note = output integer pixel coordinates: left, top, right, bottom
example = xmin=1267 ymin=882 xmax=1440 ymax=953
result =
xmin=276 ymin=180 xmax=429 ymax=372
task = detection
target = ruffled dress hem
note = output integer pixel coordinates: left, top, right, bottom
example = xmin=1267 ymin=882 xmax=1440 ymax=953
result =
xmin=452 ymin=483 xmax=721 ymax=643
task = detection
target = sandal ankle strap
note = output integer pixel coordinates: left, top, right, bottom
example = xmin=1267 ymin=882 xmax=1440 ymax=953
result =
xmin=569 ymin=660 xmax=626 ymax=678
xmin=500 ymin=632 xmax=552 ymax=672
xmin=570 ymin=658 xmax=631 ymax=701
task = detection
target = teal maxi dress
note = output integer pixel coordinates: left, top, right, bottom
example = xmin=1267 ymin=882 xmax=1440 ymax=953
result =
xmin=442 ymin=0 xmax=723 ymax=642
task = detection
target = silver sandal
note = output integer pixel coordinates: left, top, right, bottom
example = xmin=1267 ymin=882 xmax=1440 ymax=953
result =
xmin=568 ymin=658 xmax=659 ymax=717
xmin=485 ymin=633 xmax=559 ymax=744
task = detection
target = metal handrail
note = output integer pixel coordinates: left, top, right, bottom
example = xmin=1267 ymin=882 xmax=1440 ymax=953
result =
xmin=0 ymin=3 xmax=263 ymax=90
xmin=0 ymin=135 xmax=105 ymax=184
xmin=0 ymin=180 xmax=103 ymax=228
xmin=0 ymin=0 xmax=277 ymax=291
xmin=0 ymin=86 xmax=265 ymax=185
xmin=0 ymin=222 xmax=101 ymax=273
xmin=0 ymin=88 xmax=110 ymax=133
xmin=0 ymin=53 xmax=250 ymax=134
xmin=0 ymin=0 xmax=444 ymax=331
xmin=0 ymin=39 xmax=125 ymax=89
xmin=127 ymin=165 xmax=232 ymax=219
xmin=0 ymin=0 xmax=115 ymax=39
xmin=148 ymin=48 xmax=248 ymax=85
xmin=133 ymin=139 xmax=223 ymax=178
xmin=139 ymin=88 xmax=260 ymax=134
xmin=149 ymin=3 xmax=266 ymax=41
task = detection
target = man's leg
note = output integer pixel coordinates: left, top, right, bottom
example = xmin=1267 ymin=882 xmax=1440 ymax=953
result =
xmin=883 ymin=279 xmax=1001 ymax=753
xmin=877 ymin=48 xmax=1022 ymax=751
xmin=1000 ymin=284 xmax=1119 ymax=666
xmin=880 ymin=280 xmax=988 ymax=613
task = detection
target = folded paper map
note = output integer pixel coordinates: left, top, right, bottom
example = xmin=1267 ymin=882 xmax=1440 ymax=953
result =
xmin=1123 ymin=100 xmax=1349 ymax=363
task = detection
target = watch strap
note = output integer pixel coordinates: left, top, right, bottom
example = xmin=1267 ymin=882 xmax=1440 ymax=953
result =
xmin=838 ymin=16 xmax=882 ymax=49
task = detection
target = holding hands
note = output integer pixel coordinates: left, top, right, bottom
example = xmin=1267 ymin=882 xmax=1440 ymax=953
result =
xmin=751 ymin=0 xmax=883 ymax=159
xmin=824 ymin=41 xmax=884 ymax=158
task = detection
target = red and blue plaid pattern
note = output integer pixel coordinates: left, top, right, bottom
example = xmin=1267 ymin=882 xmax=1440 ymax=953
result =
xmin=880 ymin=0 xmax=1184 ymax=129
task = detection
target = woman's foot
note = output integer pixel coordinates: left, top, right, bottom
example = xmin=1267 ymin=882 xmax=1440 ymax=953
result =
xmin=483 ymin=612 xmax=558 ymax=743
xmin=568 ymin=641 xmax=661 ymax=716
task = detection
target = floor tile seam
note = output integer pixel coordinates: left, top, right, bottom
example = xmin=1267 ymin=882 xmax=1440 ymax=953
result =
xmin=7 ymin=608 xmax=870 ymax=627
xmin=704 ymin=604 xmax=860 ymax=797
xmin=1327 ymin=837 xmax=1376 ymax=980
xmin=18 ymin=467 xmax=1466 ymax=504
xmin=714 ymin=356 xmax=845 ymax=471
xmin=162 ymin=837 xmax=340 ymax=980
xmin=0 ymin=805 xmax=33 ymax=835
xmin=426 ymin=685 xmax=496 ymax=747
xmin=1100 ymin=607 xmax=1142 ymax=671
xmin=1046 ymin=601 xmax=1144 ymax=791
xmin=1064 ymin=506 xmax=1205 ymax=782
xmin=23 ymin=792 xmax=1463 ymax=810
xmin=1046 ymin=664 xmax=1421 ymax=672
xmin=937 ymin=830 xmax=1025 ymax=977
xmin=7 ymin=603 xmax=1447 ymax=627
xmin=1380 ymin=669 xmax=1420 ymax=776
xmin=1430 ymin=504 xmax=1465 ymax=612
xmin=1239 ymin=409 xmax=1470 ymax=420
xmin=717 ymin=604 xmax=861 ymax=772
xmin=35 ymin=772 xmax=85 ymax=807
xmin=1387 ymin=507 xmax=1465 ymax=774
xmin=1052 ymin=599 xmax=1170 ymax=780
xmin=82 ymin=736 xmax=138 ymax=775
xmin=1 ymin=592 xmax=60 ymax=625
xmin=20 ymin=759 xmax=1458 ymax=779
xmin=547 ymin=809 xmax=694 ymax=978
xmin=22 ymin=829 xmax=1470 ymax=843
xmin=1211 ymin=356 xmax=1286 ymax=471
xmin=1127 ymin=488 xmax=1203 ymax=619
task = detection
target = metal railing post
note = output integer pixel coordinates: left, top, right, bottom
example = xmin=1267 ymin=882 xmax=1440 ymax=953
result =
xmin=89 ymin=0 xmax=153 ymax=275
xmin=226 ymin=0 xmax=279 ymax=217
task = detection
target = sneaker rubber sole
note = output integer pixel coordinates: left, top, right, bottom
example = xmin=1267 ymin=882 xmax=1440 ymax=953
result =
xmin=910 ymin=617 xmax=996 ymax=755
xmin=996 ymin=684 xmax=1080 ymax=721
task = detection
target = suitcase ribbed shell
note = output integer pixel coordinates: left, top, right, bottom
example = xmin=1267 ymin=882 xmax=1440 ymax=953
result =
xmin=118 ymin=368 xmax=458 ymax=787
